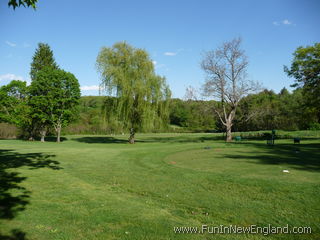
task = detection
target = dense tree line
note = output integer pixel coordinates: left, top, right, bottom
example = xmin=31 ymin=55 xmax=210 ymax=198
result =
xmin=62 ymin=85 xmax=319 ymax=136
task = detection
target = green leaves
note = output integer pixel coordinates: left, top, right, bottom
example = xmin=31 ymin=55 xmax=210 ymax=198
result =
xmin=97 ymin=42 xmax=171 ymax=134
xmin=0 ymin=80 xmax=28 ymax=126
xmin=30 ymin=43 xmax=59 ymax=81
xmin=29 ymin=67 xmax=81 ymax=130
xmin=8 ymin=0 xmax=38 ymax=9
xmin=285 ymin=42 xmax=320 ymax=123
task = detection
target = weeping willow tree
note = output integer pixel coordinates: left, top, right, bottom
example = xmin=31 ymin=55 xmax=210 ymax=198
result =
xmin=96 ymin=42 xmax=171 ymax=143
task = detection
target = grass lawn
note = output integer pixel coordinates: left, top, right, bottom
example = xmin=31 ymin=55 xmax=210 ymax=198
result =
xmin=0 ymin=133 xmax=319 ymax=239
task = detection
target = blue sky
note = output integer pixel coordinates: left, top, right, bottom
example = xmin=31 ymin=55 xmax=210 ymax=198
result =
xmin=0 ymin=0 xmax=319 ymax=98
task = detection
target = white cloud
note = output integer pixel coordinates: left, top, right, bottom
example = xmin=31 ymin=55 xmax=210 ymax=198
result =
xmin=5 ymin=41 xmax=16 ymax=47
xmin=152 ymin=60 xmax=157 ymax=65
xmin=282 ymin=19 xmax=292 ymax=25
xmin=0 ymin=73 xmax=24 ymax=81
xmin=80 ymin=85 xmax=100 ymax=91
xmin=164 ymin=52 xmax=177 ymax=56
xmin=273 ymin=19 xmax=294 ymax=26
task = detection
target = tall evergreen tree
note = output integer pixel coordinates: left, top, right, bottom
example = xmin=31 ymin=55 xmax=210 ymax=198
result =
xmin=30 ymin=43 xmax=59 ymax=81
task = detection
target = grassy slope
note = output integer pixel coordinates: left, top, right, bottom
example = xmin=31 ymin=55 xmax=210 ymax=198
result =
xmin=0 ymin=133 xmax=319 ymax=240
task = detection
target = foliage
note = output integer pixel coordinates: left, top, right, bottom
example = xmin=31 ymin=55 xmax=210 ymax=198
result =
xmin=30 ymin=43 xmax=59 ymax=81
xmin=96 ymin=42 xmax=171 ymax=143
xmin=7 ymin=0 xmax=38 ymax=9
xmin=234 ymin=88 xmax=307 ymax=131
xmin=285 ymin=42 xmax=320 ymax=122
xmin=169 ymin=98 xmax=216 ymax=131
xmin=309 ymin=122 xmax=320 ymax=130
xmin=0 ymin=80 xmax=29 ymax=127
xmin=29 ymin=67 xmax=80 ymax=142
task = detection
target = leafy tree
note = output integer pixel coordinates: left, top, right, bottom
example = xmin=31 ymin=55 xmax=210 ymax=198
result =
xmin=96 ymin=42 xmax=171 ymax=143
xmin=0 ymin=80 xmax=28 ymax=125
xmin=201 ymin=38 xmax=260 ymax=141
xmin=29 ymin=67 xmax=80 ymax=142
xmin=30 ymin=43 xmax=59 ymax=81
xmin=8 ymin=0 xmax=38 ymax=9
xmin=28 ymin=43 xmax=59 ymax=141
xmin=285 ymin=43 xmax=320 ymax=123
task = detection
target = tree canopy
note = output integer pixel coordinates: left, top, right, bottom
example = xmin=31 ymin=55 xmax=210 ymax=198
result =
xmin=285 ymin=42 xmax=320 ymax=123
xmin=96 ymin=42 xmax=171 ymax=143
xmin=8 ymin=0 xmax=38 ymax=9
xmin=29 ymin=67 xmax=81 ymax=142
xmin=0 ymin=80 xmax=28 ymax=125
xmin=30 ymin=43 xmax=59 ymax=81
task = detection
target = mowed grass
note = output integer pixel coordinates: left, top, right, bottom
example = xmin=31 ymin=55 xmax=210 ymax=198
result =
xmin=0 ymin=133 xmax=319 ymax=240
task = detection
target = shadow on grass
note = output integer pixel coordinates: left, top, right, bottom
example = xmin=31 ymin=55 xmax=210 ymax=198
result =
xmin=224 ymin=142 xmax=320 ymax=172
xmin=0 ymin=150 xmax=60 ymax=239
xmin=75 ymin=136 xmax=129 ymax=144
xmin=74 ymin=135 xmax=226 ymax=144
xmin=36 ymin=136 xmax=67 ymax=142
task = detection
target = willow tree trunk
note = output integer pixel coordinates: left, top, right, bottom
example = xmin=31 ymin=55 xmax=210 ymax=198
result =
xmin=40 ymin=129 xmax=46 ymax=142
xmin=128 ymin=128 xmax=135 ymax=144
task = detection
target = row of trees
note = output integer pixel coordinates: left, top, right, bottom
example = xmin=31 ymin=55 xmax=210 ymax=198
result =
xmin=1 ymin=40 xmax=319 ymax=142
xmin=60 ymin=86 xmax=317 ymax=136
xmin=0 ymin=43 xmax=80 ymax=142
xmin=1 ymin=42 xmax=171 ymax=143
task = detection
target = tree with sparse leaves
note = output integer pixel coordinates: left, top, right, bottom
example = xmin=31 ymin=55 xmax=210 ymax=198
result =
xmin=201 ymin=38 xmax=260 ymax=141
xmin=96 ymin=42 xmax=171 ymax=143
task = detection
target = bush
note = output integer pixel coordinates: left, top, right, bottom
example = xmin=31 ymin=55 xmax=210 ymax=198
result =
xmin=0 ymin=123 xmax=17 ymax=139
xmin=309 ymin=122 xmax=320 ymax=130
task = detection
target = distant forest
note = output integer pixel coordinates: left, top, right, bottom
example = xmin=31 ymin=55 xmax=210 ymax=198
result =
xmin=64 ymin=88 xmax=317 ymax=135
xmin=0 ymin=86 xmax=319 ymax=139
xmin=40 ymin=87 xmax=320 ymax=135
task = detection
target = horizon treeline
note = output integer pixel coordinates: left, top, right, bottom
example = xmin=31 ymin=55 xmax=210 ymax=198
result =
xmin=0 ymin=86 xmax=319 ymax=139
xmin=64 ymin=87 xmax=319 ymax=135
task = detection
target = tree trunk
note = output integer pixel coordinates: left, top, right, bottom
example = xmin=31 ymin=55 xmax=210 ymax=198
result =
xmin=128 ymin=128 xmax=135 ymax=144
xmin=56 ymin=125 xmax=61 ymax=143
xmin=226 ymin=122 xmax=232 ymax=142
xmin=40 ymin=129 xmax=46 ymax=142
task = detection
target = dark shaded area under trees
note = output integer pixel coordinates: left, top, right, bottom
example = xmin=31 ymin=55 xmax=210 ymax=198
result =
xmin=0 ymin=150 xmax=60 ymax=239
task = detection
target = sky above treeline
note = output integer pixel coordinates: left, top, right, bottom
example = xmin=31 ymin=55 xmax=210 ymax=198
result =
xmin=0 ymin=0 xmax=319 ymax=98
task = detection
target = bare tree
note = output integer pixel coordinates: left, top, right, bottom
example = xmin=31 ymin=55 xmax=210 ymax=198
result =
xmin=184 ymin=85 xmax=199 ymax=101
xmin=201 ymin=38 xmax=260 ymax=141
